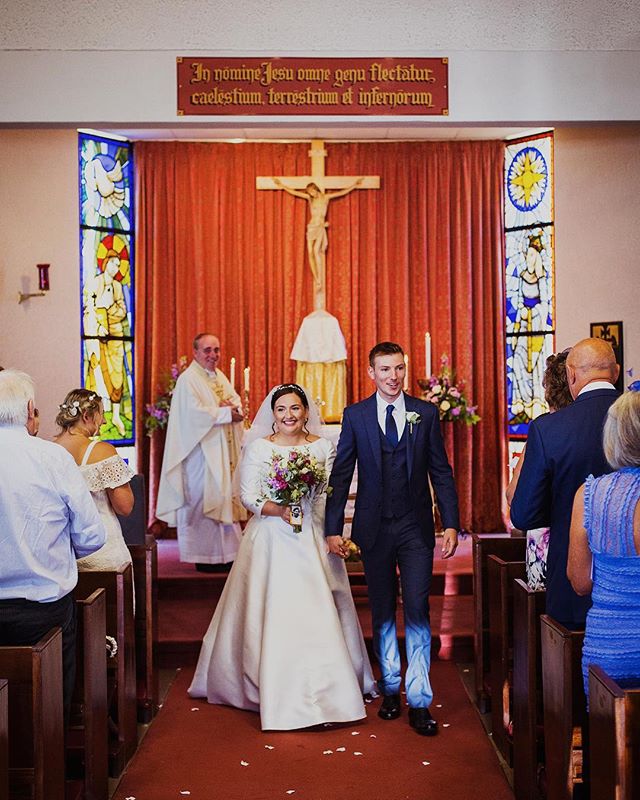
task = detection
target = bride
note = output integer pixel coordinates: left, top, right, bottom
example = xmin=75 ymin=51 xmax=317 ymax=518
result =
xmin=188 ymin=383 xmax=375 ymax=730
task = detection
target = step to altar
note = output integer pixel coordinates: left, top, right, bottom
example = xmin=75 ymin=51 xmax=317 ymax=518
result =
xmin=156 ymin=536 xmax=474 ymax=669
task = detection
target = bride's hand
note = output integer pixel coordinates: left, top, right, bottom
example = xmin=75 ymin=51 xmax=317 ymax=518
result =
xmin=280 ymin=506 xmax=292 ymax=524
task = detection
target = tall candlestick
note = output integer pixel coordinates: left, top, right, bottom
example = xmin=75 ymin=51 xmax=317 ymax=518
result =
xmin=243 ymin=366 xmax=250 ymax=392
xmin=403 ymin=354 xmax=409 ymax=391
xmin=229 ymin=357 xmax=236 ymax=388
xmin=425 ymin=332 xmax=432 ymax=377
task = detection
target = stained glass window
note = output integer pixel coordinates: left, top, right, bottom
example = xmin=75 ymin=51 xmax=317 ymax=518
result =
xmin=79 ymin=132 xmax=135 ymax=446
xmin=504 ymin=132 xmax=554 ymax=446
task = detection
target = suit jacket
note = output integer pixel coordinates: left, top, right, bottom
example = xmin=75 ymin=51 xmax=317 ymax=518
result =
xmin=324 ymin=393 xmax=460 ymax=551
xmin=510 ymin=387 xmax=619 ymax=627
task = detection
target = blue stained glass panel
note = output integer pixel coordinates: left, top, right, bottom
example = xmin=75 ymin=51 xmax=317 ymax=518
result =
xmin=505 ymin=226 xmax=553 ymax=335
xmin=80 ymin=227 xmax=134 ymax=446
xmin=506 ymin=332 xmax=554 ymax=437
xmin=79 ymin=135 xmax=132 ymax=231
xmin=505 ymin=136 xmax=553 ymax=229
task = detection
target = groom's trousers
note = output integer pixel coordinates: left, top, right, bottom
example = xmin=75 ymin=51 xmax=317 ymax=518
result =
xmin=360 ymin=511 xmax=434 ymax=709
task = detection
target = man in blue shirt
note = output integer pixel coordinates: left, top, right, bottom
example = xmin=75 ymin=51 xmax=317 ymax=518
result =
xmin=0 ymin=369 xmax=106 ymax=724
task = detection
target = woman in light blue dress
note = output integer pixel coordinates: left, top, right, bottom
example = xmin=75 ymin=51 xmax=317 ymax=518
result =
xmin=568 ymin=387 xmax=640 ymax=698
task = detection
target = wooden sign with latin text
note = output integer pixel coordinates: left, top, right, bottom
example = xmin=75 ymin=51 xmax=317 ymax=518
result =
xmin=177 ymin=57 xmax=448 ymax=116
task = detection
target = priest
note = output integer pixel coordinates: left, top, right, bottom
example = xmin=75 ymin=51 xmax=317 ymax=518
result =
xmin=156 ymin=333 xmax=246 ymax=571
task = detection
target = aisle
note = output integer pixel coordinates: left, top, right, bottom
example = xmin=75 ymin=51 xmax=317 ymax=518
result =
xmin=112 ymin=663 xmax=513 ymax=800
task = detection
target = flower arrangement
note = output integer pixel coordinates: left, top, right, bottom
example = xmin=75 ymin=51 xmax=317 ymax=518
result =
xmin=420 ymin=354 xmax=480 ymax=425
xmin=144 ymin=355 xmax=188 ymax=436
xmin=262 ymin=448 xmax=328 ymax=532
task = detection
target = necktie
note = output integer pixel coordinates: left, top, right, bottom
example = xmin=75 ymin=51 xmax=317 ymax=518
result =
xmin=385 ymin=404 xmax=398 ymax=447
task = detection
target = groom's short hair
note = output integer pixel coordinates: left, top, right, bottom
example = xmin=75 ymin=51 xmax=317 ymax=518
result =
xmin=369 ymin=341 xmax=404 ymax=366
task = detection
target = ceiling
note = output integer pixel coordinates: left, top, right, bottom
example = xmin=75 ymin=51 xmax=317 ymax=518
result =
xmin=98 ymin=123 xmax=546 ymax=142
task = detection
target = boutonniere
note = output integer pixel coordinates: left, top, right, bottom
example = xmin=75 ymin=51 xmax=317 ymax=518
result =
xmin=405 ymin=411 xmax=421 ymax=434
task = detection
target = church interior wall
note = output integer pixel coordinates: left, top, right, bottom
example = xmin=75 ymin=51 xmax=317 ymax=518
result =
xmin=0 ymin=123 xmax=636 ymax=445
xmin=554 ymin=123 xmax=639 ymax=376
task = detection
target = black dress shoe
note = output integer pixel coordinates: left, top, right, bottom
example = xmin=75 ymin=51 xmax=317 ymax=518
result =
xmin=408 ymin=707 xmax=438 ymax=736
xmin=378 ymin=694 xmax=401 ymax=720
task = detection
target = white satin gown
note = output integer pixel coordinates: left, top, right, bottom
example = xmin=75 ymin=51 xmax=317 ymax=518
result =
xmin=188 ymin=437 xmax=375 ymax=730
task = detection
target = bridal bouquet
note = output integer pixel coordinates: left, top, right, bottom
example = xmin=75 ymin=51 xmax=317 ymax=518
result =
xmin=263 ymin=449 xmax=328 ymax=533
xmin=144 ymin=355 xmax=188 ymax=436
xmin=420 ymin=354 xmax=480 ymax=425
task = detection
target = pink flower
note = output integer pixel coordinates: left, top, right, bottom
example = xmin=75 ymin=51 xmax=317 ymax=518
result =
xmin=451 ymin=406 xmax=461 ymax=416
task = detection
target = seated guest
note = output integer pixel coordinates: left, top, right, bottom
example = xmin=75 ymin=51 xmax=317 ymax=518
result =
xmin=0 ymin=370 xmax=106 ymax=724
xmin=568 ymin=386 xmax=640 ymax=698
xmin=54 ymin=389 xmax=134 ymax=572
xmin=507 ymin=350 xmax=573 ymax=589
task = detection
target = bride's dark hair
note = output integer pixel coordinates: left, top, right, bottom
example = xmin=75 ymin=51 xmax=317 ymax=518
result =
xmin=270 ymin=384 xmax=309 ymax=410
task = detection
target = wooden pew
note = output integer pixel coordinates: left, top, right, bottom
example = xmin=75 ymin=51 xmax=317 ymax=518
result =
xmin=589 ymin=665 xmax=640 ymax=800
xmin=512 ymin=579 xmax=546 ymax=800
xmin=487 ymin=555 xmax=526 ymax=765
xmin=75 ymin=564 xmax=137 ymax=778
xmin=119 ymin=474 xmax=159 ymax=723
xmin=67 ymin=589 xmax=108 ymax=800
xmin=0 ymin=628 xmax=64 ymax=800
xmin=472 ymin=533 xmax=526 ymax=712
xmin=0 ymin=679 xmax=8 ymax=800
xmin=129 ymin=535 xmax=159 ymax=723
xmin=540 ymin=615 xmax=587 ymax=800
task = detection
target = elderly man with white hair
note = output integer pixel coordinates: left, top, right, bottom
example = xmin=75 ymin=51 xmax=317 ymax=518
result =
xmin=0 ymin=369 xmax=106 ymax=725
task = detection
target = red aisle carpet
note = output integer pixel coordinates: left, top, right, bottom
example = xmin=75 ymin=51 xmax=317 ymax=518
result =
xmin=112 ymin=664 xmax=512 ymax=800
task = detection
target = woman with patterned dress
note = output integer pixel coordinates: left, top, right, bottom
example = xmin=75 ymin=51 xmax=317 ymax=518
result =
xmin=54 ymin=389 xmax=134 ymax=573
xmin=188 ymin=384 xmax=375 ymax=730
xmin=568 ymin=388 xmax=640 ymax=698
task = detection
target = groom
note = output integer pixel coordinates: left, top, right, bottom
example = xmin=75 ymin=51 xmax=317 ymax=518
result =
xmin=325 ymin=341 xmax=459 ymax=735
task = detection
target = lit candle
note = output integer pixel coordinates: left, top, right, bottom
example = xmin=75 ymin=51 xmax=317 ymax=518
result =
xmin=229 ymin=357 xmax=236 ymax=388
xmin=403 ymin=354 xmax=409 ymax=391
xmin=243 ymin=366 xmax=250 ymax=392
xmin=425 ymin=332 xmax=432 ymax=377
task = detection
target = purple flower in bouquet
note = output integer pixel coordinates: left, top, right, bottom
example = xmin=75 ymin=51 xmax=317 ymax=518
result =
xmin=420 ymin=354 xmax=481 ymax=426
xmin=262 ymin=449 xmax=328 ymax=532
xmin=144 ymin=355 xmax=188 ymax=436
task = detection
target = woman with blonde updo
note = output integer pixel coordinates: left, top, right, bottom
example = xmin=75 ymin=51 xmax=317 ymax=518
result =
xmin=54 ymin=389 xmax=134 ymax=571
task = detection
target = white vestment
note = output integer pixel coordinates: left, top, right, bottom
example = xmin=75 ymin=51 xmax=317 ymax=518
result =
xmin=156 ymin=361 xmax=246 ymax=563
xmin=289 ymin=309 xmax=348 ymax=363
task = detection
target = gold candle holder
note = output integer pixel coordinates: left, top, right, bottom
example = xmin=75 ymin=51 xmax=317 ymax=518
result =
xmin=243 ymin=387 xmax=251 ymax=429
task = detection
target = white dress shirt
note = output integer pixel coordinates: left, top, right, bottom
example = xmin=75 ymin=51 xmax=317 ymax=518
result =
xmin=0 ymin=426 xmax=106 ymax=602
xmin=376 ymin=392 xmax=406 ymax=440
xmin=577 ymin=380 xmax=617 ymax=397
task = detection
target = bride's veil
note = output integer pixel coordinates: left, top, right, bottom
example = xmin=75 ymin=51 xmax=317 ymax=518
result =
xmin=232 ymin=384 xmax=324 ymax=498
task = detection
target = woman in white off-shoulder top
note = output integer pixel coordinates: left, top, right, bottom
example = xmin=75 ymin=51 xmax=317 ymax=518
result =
xmin=54 ymin=389 xmax=134 ymax=571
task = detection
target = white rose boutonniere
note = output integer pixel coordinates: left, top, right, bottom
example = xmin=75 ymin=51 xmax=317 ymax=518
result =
xmin=405 ymin=411 xmax=421 ymax=434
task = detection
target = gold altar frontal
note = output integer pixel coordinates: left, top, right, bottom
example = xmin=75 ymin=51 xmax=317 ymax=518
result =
xmin=295 ymin=360 xmax=346 ymax=423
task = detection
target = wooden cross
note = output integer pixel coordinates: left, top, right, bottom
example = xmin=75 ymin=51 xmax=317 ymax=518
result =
xmin=257 ymin=139 xmax=380 ymax=310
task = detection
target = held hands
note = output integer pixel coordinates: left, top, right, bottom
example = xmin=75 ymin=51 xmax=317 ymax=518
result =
xmin=230 ymin=408 xmax=244 ymax=423
xmin=326 ymin=535 xmax=351 ymax=559
xmin=440 ymin=528 xmax=458 ymax=559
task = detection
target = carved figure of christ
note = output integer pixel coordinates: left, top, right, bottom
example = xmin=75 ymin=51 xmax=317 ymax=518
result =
xmin=256 ymin=140 xmax=380 ymax=311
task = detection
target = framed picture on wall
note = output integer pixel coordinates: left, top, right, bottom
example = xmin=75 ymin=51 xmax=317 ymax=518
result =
xmin=590 ymin=321 xmax=624 ymax=392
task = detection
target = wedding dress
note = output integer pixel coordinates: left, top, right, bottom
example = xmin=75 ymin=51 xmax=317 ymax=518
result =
xmin=188 ymin=436 xmax=376 ymax=730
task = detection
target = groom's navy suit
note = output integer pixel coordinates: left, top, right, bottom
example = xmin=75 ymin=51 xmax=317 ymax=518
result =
xmin=325 ymin=392 xmax=459 ymax=707
xmin=511 ymin=386 xmax=618 ymax=628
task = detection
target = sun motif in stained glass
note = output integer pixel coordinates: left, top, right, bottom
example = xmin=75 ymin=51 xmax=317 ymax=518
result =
xmin=507 ymin=147 xmax=548 ymax=212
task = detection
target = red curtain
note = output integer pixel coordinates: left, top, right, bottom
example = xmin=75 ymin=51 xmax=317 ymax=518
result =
xmin=135 ymin=140 xmax=506 ymax=531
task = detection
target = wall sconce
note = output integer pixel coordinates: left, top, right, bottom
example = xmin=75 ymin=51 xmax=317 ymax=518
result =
xmin=18 ymin=264 xmax=51 ymax=304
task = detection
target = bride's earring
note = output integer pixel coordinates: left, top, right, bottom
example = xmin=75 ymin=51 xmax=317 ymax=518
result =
xmin=272 ymin=421 xmax=277 ymax=435
xmin=303 ymin=418 xmax=309 ymax=434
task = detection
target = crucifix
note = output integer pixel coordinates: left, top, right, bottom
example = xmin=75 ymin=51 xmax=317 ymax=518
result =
xmin=256 ymin=140 xmax=380 ymax=310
